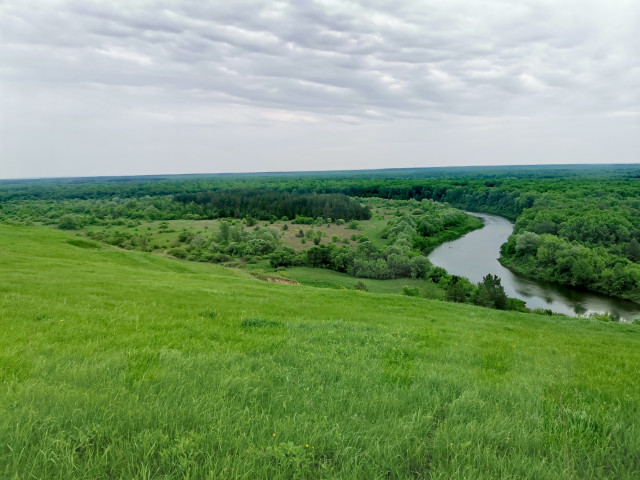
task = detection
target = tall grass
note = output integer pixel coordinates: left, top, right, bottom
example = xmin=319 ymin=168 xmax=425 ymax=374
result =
xmin=0 ymin=226 xmax=639 ymax=479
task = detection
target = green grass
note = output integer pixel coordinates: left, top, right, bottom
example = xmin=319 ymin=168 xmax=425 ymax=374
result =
xmin=1 ymin=225 xmax=639 ymax=479
xmin=283 ymin=266 xmax=445 ymax=298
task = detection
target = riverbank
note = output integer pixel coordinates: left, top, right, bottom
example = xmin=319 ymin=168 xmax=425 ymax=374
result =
xmin=429 ymin=212 xmax=640 ymax=321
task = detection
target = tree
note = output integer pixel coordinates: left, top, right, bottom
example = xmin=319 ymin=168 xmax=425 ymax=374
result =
xmin=445 ymin=276 xmax=467 ymax=303
xmin=626 ymin=238 xmax=640 ymax=262
xmin=387 ymin=253 xmax=412 ymax=278
xmin=217 ymin=221 xmax=230 ymax=244
xmin=410 ymin=256 xmax=432 ymax=279
xmin=474 ymin=274 xmax=508 ymax=310
xmin=515 ymin=232 xmax=541 ymax=256
xmin=269 ymin=247 xmax=295 ymax=268
xmin=426 ymin=266 xmax=448 ymax=283
xmin=58 ymin=214 xmax=79 ymax=230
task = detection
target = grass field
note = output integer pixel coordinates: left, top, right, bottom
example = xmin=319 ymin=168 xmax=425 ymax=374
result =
xmin=1 ymin=225 xmax=639 ymax=479
xmin=282 ymin=266 xmax=445 ymax=298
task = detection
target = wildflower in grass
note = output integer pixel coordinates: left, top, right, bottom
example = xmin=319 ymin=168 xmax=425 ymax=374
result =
xmin=306 ymin=444 xmax=309 ymax=448
xmin=273 ymin=433 xmax=276 ymax=437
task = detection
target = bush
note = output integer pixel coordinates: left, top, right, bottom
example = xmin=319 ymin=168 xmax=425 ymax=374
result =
xmin=347 ymin=221 xmax=360 ymax=230
xmin=427 ymin=266 xmax=448 ymax=283
xmin=354 ymin=281 xmax=368 ymax=291
xmin=58 ymin=214 xmax=79 ymax=230
xmin=269 ymin=247 xmax=295 ymax=268
xmin=168 ymin=247 xmax=188 ymax=259
xmin=589 ymin=312 xmax=615 ymax=322
xmin=292 ymin=216 xmax=314 ymax=225
xmin=178 ymin=231 xmax=195 ymax=243
xmin=401 ymin=286 xmax=420 ymax=297
xmin=533 ymin=308 xmax=554 ymax=316
xmin=506 ymin=298 xmax=527 ymax=312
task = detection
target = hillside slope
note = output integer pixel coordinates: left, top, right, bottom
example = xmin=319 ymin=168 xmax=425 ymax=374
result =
xmin=0 ymin=226 xmax=639 ymax=479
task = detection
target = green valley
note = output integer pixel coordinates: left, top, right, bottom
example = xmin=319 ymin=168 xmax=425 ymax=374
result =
xmin=1 ymin=224 xmax=639 ymax=478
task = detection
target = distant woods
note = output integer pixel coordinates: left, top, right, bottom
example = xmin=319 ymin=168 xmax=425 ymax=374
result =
xmin=173 ymin=189 xmax=371 ymax=222
xmin=1 ymin=165 xmax=639 ymax=303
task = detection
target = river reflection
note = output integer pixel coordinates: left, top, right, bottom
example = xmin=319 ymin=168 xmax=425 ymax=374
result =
xmin=428 ymin=213 xmax=640 ymax=322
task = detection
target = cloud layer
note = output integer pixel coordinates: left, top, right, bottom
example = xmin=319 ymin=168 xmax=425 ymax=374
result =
xmin=1 ymin=0 xmax=639 ymax=177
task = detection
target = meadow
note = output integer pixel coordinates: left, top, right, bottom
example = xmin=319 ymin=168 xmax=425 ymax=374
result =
xmin=1 ymin=224 xmax=639 ymax=479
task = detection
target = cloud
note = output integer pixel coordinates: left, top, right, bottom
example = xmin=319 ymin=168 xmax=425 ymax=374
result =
xmin=3 ymin=0 xmax=638 ymax=118
xmin=0 ymin=0 xmax=638 ymax=178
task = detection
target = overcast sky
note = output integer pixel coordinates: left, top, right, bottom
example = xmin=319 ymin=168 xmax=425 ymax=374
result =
xmin=1 ymin=0 xmax=638 ymax=179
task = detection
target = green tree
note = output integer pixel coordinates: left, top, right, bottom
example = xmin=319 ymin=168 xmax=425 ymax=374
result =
xmin=445 ymin=276 xmax=467 ymax=303
xmin=515 ymin=232 xmax=541 ymax=256
xmin=426 ymin=266 xmax=447 ymax=283
xmin=58 ymin=214 xmax=79 ymax=230
xmin=217 ymin=221 xmax=230 ymax=244
xmin=474 ymin=274 xmax=508 ymax=310
xmin=410 ymin=256 xmax=432 ymax=279
xmin=269 ymin=247 xmax=295 ymax=268
xmin=626 ymin=238 xmax=640 ymax=262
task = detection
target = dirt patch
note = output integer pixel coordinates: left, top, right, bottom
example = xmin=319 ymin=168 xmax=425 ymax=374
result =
xmin=257 ymin=275 xmax=300 ymax=285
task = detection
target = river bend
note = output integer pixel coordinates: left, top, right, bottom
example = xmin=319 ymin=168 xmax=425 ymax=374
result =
xmin=428 ymin=212 xmax=640 ymax=322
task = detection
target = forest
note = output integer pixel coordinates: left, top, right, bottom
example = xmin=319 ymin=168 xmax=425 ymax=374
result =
xmin=173 ymin=189 xmax=372 ymax=221
xmin=1 ymin=164 xmax=639 ymax=304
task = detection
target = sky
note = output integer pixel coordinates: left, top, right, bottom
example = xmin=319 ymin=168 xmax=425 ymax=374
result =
xmin=1 ymin=0 xmax=639 ymax=179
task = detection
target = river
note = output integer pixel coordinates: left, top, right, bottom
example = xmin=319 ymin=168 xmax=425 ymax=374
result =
xmin=428 ymin=212 xmax=640 ymax=322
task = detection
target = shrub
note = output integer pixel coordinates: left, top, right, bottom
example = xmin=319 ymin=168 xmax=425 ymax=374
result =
xmin=354 ymin=281 xmax=368 ymax=291
xmin=58 ymin=214 xmax=79 ymax=230
xmin=168 ymin=247 xmax=188 ymax=259
xmin=401 ymin=286 xmax=420 ymax=297
xmin=426 ymin=266 xmax=448 ymax=283
xmin=269 ymin=247 xmax=295 ymax=268
xmin=589 ymin=312 xmax=615 ymax=322
xmin=292 ymin=216 xmax=314 ymax=225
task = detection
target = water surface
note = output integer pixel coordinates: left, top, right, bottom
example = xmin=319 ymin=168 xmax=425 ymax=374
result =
xmin=428 ymin=213 xmax=640 ymax=321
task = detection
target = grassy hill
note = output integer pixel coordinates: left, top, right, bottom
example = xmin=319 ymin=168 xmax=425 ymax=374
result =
xmin=1 ymin=225 xmax=639 ymax=479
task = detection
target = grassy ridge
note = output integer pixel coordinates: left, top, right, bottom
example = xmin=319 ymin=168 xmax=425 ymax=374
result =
xmin=282 ymin=266 xmax=445 ymax=298
xmin=1 ymin=226 xmax=639 ymax=479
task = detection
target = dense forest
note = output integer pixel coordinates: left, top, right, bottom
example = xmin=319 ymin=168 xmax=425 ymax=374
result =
xmin=1 ymin=164 xmax=639 ymax=303
xmin=173 ymin=189 xmax=371 ymax=221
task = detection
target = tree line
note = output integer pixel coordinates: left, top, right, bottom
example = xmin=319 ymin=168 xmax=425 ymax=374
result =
xmin=173 ymin=189 xmax=371 ymax=222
